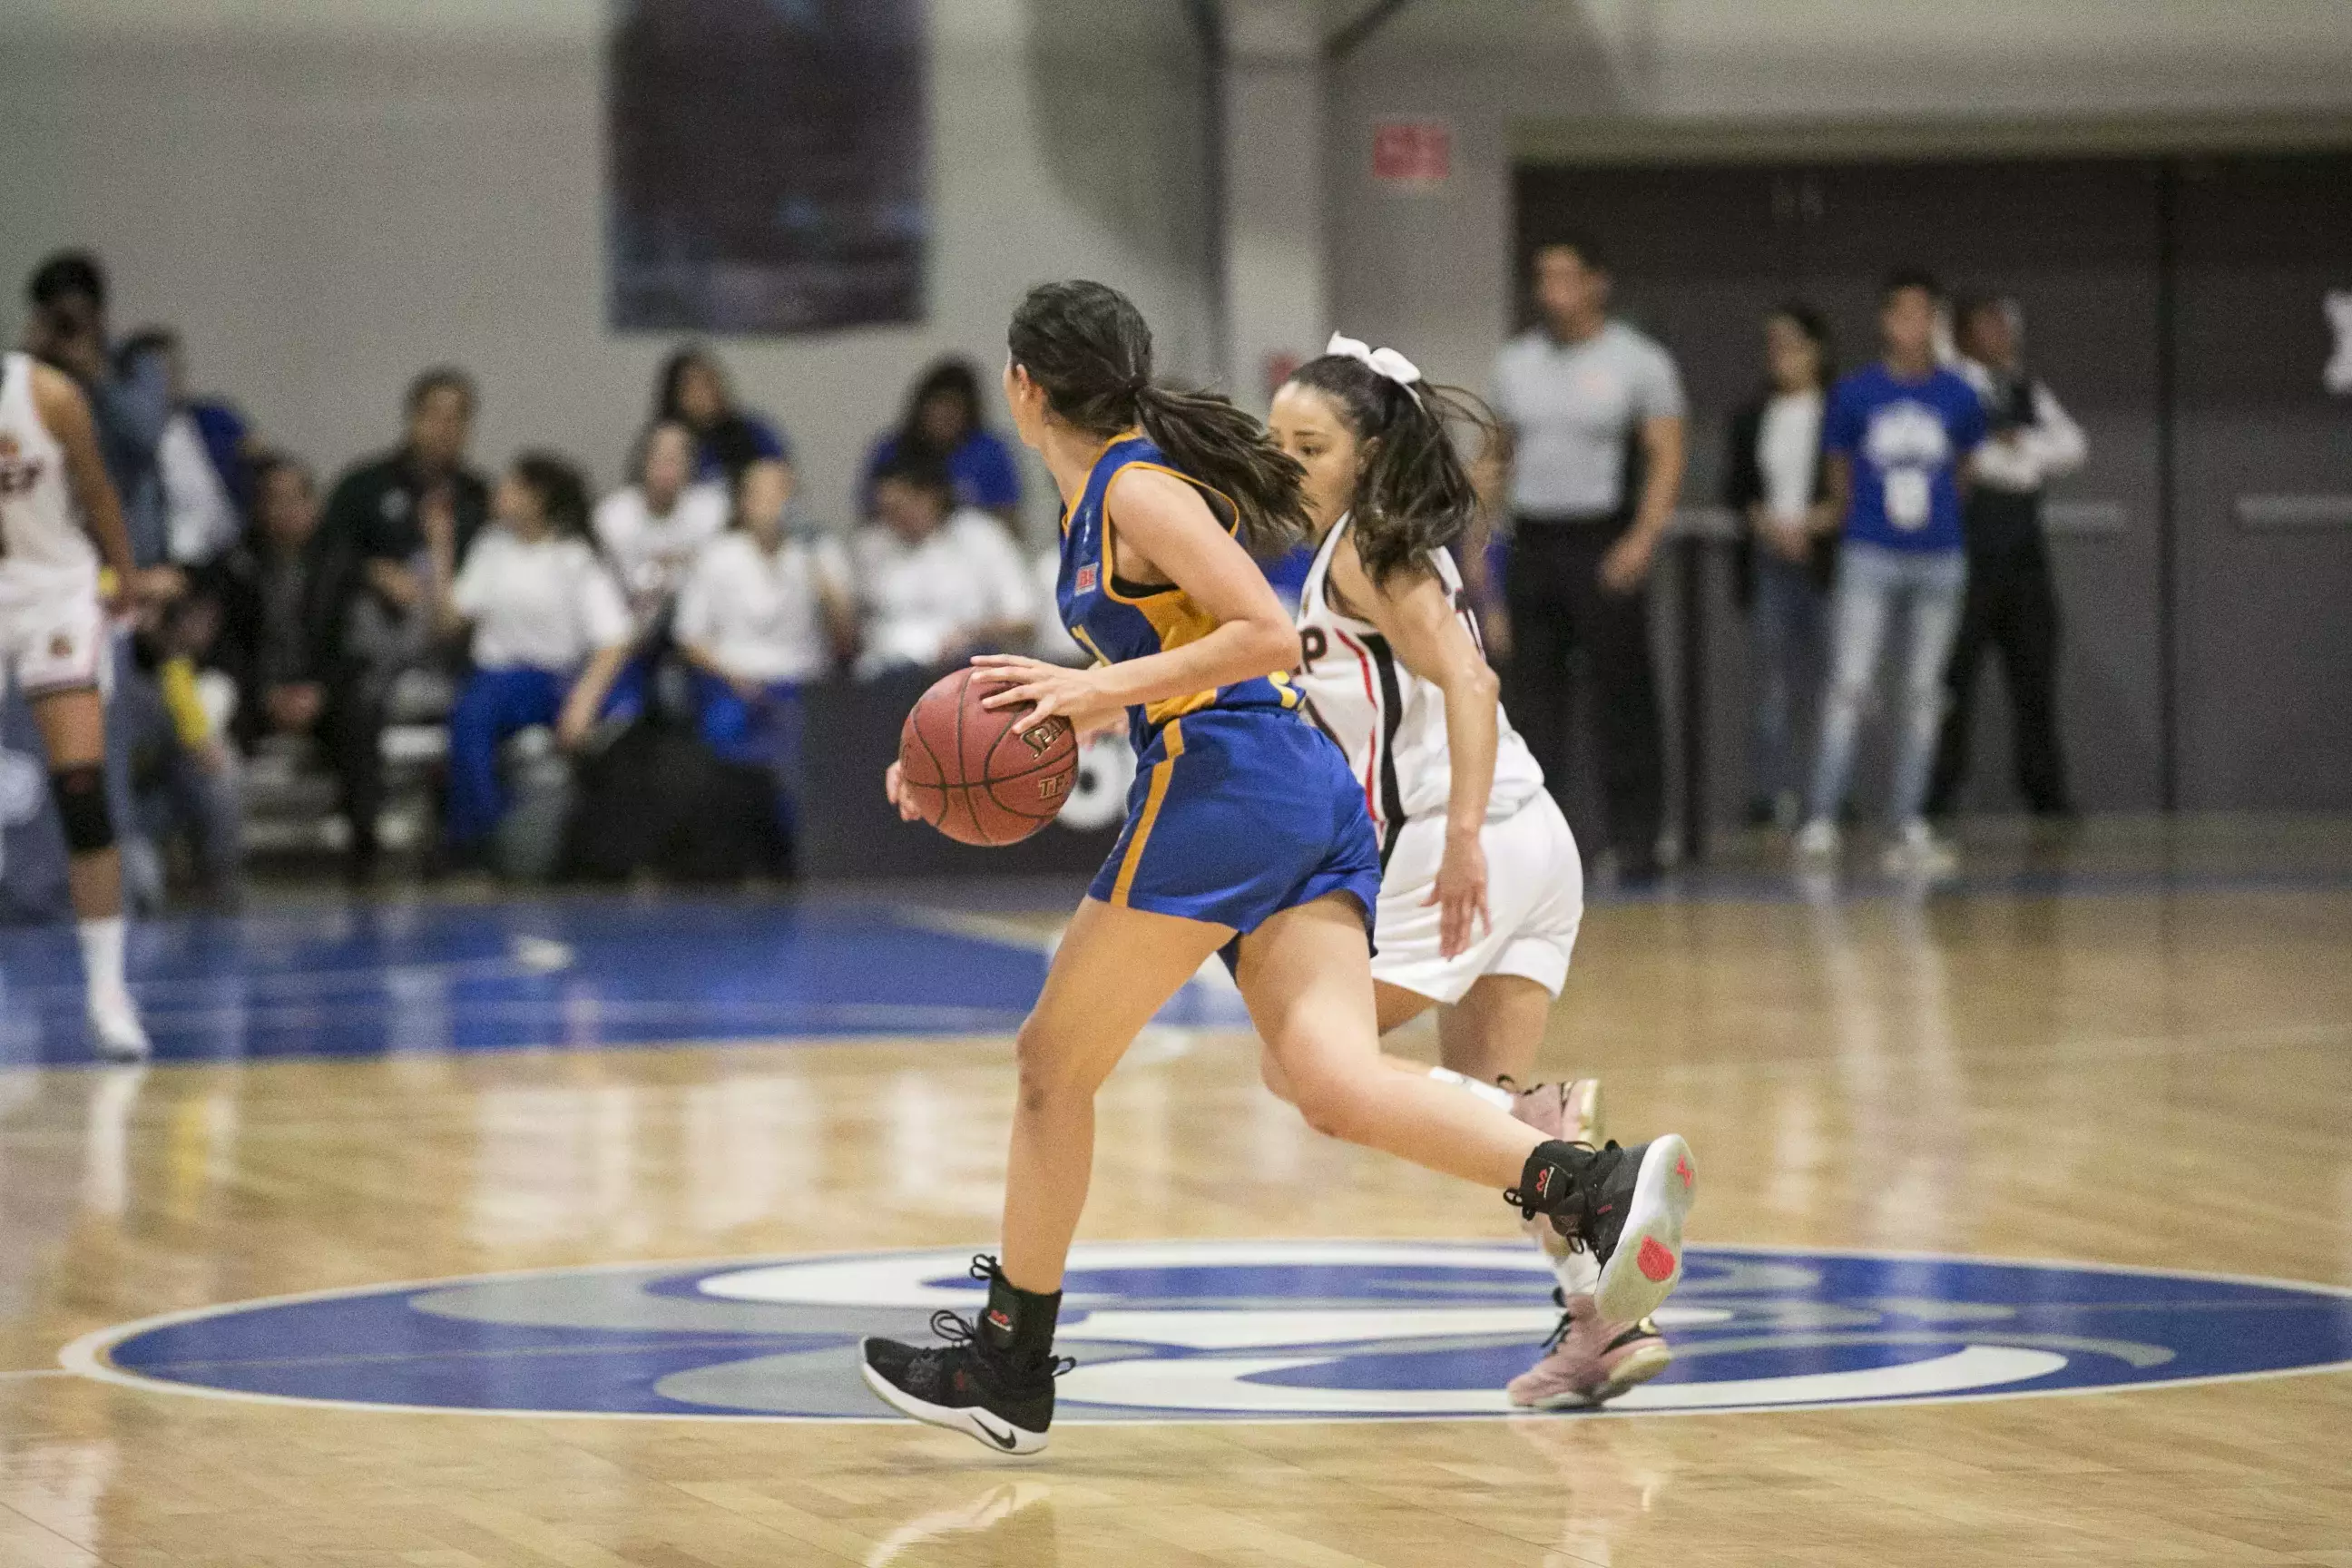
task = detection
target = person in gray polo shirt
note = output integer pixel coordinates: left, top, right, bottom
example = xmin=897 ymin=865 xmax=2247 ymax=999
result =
xmin=1487 ymin=235 xmax=1687 ymax=884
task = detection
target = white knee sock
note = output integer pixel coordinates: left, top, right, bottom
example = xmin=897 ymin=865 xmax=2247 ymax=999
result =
xmin=77 ymin=916 xmax=128 ymax=1002
xmin=1425 ymin=1065 xmax=1515 ymax=1112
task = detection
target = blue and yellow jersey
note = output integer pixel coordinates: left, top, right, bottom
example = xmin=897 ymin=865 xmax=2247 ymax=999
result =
xmin=1055 ymin=433 xmax=1301 ymax=754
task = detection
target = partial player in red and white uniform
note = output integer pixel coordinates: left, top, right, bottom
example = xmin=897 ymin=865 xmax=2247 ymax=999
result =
xmin=0 ymin=348 xmax=152 ymax=1056
xmin=1269 ymin=334 xmax=1684 ymax=1408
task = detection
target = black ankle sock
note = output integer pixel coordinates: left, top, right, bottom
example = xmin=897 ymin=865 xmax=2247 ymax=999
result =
xmin=978 ymin=1263 xmax=1062 ymax=1370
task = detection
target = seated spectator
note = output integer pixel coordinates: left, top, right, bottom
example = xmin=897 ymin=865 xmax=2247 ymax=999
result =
xmin=850 ymin=455 xmax=1037 ymax=678
xmin=437 ymin=454 xmax=634 ymax=859
xmin=654 ymin=345 xmax=789 ymax=485
xmin=135 ymin=594 xmax=244 ymax=907
xmin=204 ymin=455 xmax=342 ymax=757
xmin=859 ymin=357 xmax=1023 ymax=526
xmin=594 ymin=419 xmax=728 ymax=632
xmin=121 ymin=326 xmax=253 ymax=569
xmin=316 ymin=367 xmax=488 ymax=878
xmin=673 ymin=458 xmax=855 ymax=801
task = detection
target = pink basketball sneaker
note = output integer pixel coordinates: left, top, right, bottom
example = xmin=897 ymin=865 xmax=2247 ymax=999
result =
xmin=1506 ymin=1291 xmax=1673 ymax=1410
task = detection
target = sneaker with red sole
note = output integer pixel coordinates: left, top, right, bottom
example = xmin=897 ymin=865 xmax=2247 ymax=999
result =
xmin=1508 ymin=1134 xmax=1696 ymax=1326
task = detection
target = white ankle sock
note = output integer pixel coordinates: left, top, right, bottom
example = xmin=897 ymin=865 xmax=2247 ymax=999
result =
xmin=1426 ymin=1066 xmax=1516 ymax=1112
xmin=77 ymin=916 xmax=127 ymax=1001
xmin=1554 ymin=1246 xmax=1602 ymax=1299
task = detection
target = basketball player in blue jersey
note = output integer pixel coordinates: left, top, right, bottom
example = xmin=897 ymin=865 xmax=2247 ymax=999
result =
xmin=859 ymin=281 xmax=1696 ymax=1454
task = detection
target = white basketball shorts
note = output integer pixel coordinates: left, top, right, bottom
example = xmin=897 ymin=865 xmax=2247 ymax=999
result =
xmin=0 ymin=572 xmax=106 ymax=698
xmin=1369 ymin=788 xmax=1583 ymax=1006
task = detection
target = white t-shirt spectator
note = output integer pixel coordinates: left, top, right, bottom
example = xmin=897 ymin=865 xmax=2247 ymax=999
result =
xmin=1759 ymin=389 xmax=1824 ymax=524
xmin=850 ymin=508 xmax=1038 ymax=676
xmin=593 ymin=481 xmax=728 ymax=619
xmin=674 ymin=529 xmax=850 ymax=685
xmin=451 ymin=527 xmax=632 ymax=672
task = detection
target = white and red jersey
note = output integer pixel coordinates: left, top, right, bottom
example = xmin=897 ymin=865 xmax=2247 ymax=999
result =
xmin=1291 ymin=514 xmax=1544 ymax=863
xmin=0 ymin=352 xmax=100 ymax=600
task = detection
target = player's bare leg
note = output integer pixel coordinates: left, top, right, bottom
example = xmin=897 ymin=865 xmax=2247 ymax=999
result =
xmin=861 ymin=896 xmax=1226 ymax=1454
xmin=1242 ymin=897 xmax=1546 ymax=1186
xmin=31 ymin=684 xmax=147 ymax=1060
xmin=997 ymin=898 xmax=1231 ymax=1292
xmin=1437 ymin=974 xmax=1552 ymax=1085
xmin=1240 ymin=894 xmax=1692 ymax=1326
xmin=1275 ymin=969 xmax=1674 ymax=1407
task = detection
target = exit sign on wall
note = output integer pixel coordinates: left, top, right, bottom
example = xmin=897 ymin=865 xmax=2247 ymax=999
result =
xmin=1372 ymin=120 xmax=1451 ymax=187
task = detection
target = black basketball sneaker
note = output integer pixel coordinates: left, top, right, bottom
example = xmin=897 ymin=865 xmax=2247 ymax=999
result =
xmin=1508 ymin=1134 xmax=1696 ymax=1325
xmin=859 ymin=1255 xmax=1072 ymax=1455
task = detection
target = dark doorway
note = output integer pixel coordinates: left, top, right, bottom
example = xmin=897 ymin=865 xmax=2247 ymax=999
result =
xmin=1514 ymin=151 xmax=2352 ymax=828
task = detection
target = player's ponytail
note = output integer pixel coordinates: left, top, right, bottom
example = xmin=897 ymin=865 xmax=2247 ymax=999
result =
xmin=1282 ymin=350 xmax=1498 ymax=589
xmin=1009 ymin=280 xmax=1308 ymax=557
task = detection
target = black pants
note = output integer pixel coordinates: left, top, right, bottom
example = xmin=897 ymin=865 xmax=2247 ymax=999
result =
xmin=322 ymin=680 xmax=389 ymax=873
xmin=1503 ymin=519 xmax=1664 ymax=860
xmin=1928 ymin=531 xmax=2072 ymax=816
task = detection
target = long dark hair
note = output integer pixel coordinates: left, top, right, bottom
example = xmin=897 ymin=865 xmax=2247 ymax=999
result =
xmin=654 ymin=346 xmax=766 ymax=478
xmin=1007 ymin=280 xmax=1306 ymax=557
xmin=1283 ymin=354 xmax=1496 ymax=588
xmin=508 ymin=451 xmax=593 ymax=543
xmin=1766 ymin=300 xmax=1834 ymax=392
xmin=897 ymin=357 xmax=984 ymax=457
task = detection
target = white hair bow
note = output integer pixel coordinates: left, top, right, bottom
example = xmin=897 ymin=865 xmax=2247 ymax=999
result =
xmin=1325 ymin=332 xmax=1424 ymax=396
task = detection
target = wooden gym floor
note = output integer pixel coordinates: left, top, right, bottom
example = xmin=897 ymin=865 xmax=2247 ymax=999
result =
xmin=0 ymin=815 xmax=2348 ymax=1566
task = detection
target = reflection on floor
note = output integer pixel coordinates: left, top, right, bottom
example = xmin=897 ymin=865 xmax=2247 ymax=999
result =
xmin=0 ymin=814 xmax=2347 ymax=1564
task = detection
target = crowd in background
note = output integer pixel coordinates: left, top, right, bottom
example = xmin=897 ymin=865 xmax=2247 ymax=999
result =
xmin=15 ymin=234 xmax=2086 ymax=906
xmin=15 ymin=249 xmax=1061 ymax=904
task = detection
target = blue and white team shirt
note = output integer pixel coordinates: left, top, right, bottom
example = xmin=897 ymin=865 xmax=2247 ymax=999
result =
xmin=1822 ymin=362 xmax=1988 ymax=554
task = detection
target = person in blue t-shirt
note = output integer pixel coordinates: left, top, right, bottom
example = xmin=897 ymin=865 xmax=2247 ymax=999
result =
xmin=858 ymin=357 xmax=1024 ymax=528
xmin=1794 ymin=269 xmax=1986 ymax=876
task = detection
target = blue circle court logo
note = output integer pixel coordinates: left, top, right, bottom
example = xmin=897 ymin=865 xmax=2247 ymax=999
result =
xmin=62 ymin=1241 xmax=2352 ymax=1421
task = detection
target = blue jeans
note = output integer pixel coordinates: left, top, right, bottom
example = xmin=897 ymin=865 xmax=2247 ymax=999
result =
xmin=1807 ymin=543 xmax=1967 ymax=828
xmin=1748 ymin=553 xmax=1828 ymax=806
xmin=445 ymin=667 xmax=566 ymax=848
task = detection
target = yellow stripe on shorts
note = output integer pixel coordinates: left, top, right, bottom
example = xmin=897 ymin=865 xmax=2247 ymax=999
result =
xmin=1112 ymin=720 xmax=1185 ymax=906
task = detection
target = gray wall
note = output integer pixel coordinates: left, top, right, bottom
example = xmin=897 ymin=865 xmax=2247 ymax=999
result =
xmin=0 ymin=0 xmax=1217 ymax=538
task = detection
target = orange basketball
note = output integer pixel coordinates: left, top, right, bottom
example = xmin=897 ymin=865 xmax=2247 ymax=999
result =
xmin=897 ymin=668 xmax=1080 ymax=846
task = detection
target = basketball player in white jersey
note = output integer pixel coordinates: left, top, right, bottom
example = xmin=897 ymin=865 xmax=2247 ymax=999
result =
xmin=1268 ymin=335 xmax=1675 ymax=1407
xmin=0 ymin=349 xmax=152 ymax=1057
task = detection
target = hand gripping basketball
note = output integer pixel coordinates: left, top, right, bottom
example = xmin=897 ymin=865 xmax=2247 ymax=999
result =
xmin=897 ymin=668 xmax=1080 ymax=846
